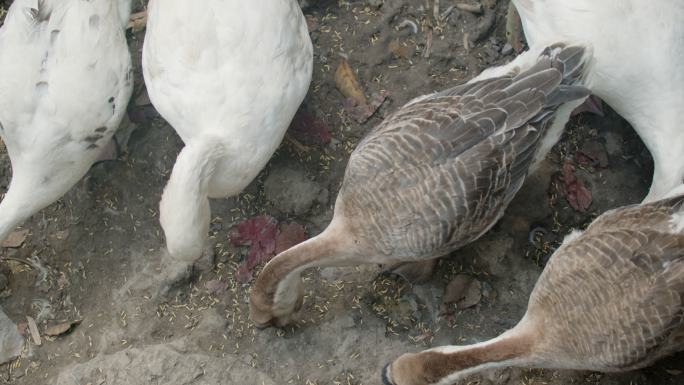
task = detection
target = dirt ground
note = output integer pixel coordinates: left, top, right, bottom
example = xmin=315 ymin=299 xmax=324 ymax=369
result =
xmin=0 ymin=1 xmax=682 ymax=384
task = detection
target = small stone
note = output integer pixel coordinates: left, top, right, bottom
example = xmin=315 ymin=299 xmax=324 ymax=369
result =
xmin=603 ymin=131 xmax=624 ymax=157
xmin=0 ymin=308 xmax=23 ymax=364
xmin=443 ymin=274 xmax=482 ymax=310
xmin=2 ymin=230 xmax=29 ymax=248
xmin=204 ymin=279 xmax=229 ymax=296
xmin=501 ymin=43 xmax=513 ymax=55
xmin=264 ymin=165 xmax=326 ymax=216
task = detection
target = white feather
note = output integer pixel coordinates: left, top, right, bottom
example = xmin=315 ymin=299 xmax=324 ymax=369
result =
xmin=0 ymin=0 xmax=132 ymax=242
xmin=143 ymin=0 xmax=313 ymax=261
xmin=509 ymin=0 xmax=684 ymax=202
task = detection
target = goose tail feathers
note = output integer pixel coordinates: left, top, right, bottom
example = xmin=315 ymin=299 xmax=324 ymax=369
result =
xmin=538 ymin=43 xmax=593 ymax=109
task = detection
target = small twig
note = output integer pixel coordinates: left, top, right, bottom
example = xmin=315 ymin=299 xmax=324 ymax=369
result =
xmin=456 ymin=2 xmax=484 ymax=14
xmin=433 ymin=0 xmax=441 ymax=22
xmin=26 ymin=316 xmax=41 ymax=346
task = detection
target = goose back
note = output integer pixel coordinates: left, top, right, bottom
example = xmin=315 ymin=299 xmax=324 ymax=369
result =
xmin=529 ymin=196 xmax=684 ymax=370
xmin=0 ymin=0 xmax=132 ymax=159
xmin=338 ymin=45 xmax=589 ymax=261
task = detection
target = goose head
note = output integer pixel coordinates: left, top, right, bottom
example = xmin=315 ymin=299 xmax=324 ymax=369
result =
xmin=249 ymin=269 xmax=305 ymax=328
xmin=249 ymin=216 xmax=352 ymax=328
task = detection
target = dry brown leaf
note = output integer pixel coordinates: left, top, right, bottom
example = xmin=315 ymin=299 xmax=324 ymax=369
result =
xmin=335 ymin=59 xmax=367 ymax=107
xmin=388 ymin=40 xmax=412 ymax=59
xmin=3 ymin=229 xmax=29 ymax=248
xmin=127 ymin=11 xmax=147 ymax=33
xmin=44 ymin=319 xmax=82 ymax=337
xmin=26 ymin=316 xmax=41 ymax=346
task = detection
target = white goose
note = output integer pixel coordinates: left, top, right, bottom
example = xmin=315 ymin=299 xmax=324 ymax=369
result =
xmin=142 ymin=0 xmax=313 ymax=266
xmin=479 ymin=0 xmax=684 ymax=203
xmin=0 ymin=0 xmax=133 ymax=244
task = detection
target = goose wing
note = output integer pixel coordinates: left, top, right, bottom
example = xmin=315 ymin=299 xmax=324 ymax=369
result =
xmin=340 ymin=56 xmax=584 ymax=258
xmin=530 ymin=197 xmax=684 ymax=369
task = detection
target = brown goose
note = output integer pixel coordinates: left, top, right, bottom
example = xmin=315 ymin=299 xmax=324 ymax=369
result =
xmin=249 ymin=44 xmax=591 ymax=327
xmin=383 ymin=194 xmax=684 ymax=385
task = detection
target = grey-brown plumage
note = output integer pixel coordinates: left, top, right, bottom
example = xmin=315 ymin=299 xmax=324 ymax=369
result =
xmin=250 ymin=44 xmax=591 ymax=328
xmin=383 ymin=195 xmax=684 ymax=385
xmin=529 ymin=196 xmax=684 ymax=370
xmin=340 ymin=44 xmax=588 ymax=260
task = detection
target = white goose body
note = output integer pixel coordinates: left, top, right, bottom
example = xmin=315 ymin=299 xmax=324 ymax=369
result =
xmin=483 ymin=0 xmax=684 ymax=202
xmin=0 ymin=0 xmax=133 ymax=242
xmin=142 ymin=0 xmax=313 ymax=262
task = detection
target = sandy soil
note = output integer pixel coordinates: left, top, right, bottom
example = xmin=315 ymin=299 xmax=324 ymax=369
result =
xmin=0 ymin=1 xmax=682 ymax=384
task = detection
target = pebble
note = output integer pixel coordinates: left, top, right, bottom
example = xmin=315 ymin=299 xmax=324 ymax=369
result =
xmin=501 ymin=43 xmax=513 ymax=55
xmin=264 ymin=165 xmax=328 ymax=216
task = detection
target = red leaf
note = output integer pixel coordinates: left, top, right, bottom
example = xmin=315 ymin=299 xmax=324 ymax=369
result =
xmin=289 ymin=110 xmax=332 ymax=145
xmin=275 ymin=223 xmax=308 ymax=254
xmin=230 ymin=215 xmax=278 ymax=283
xmin=559 ymin=161 xmax=593 ymax=212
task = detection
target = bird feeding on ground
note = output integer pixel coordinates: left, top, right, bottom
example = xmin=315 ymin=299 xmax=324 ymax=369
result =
xmin=383 ymin=191 xmax=684 ymax=385
xmin=249 ymin=44 xmax=592 ymax=328
xmin=142 ymin=0 xmax=313 ymax=288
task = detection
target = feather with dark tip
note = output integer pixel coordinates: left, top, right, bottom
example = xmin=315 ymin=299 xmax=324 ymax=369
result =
xmin=339 ymin=45 xmax=590 ymax=259
xmin=530 ymin=195 xmax=684 ymax=370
